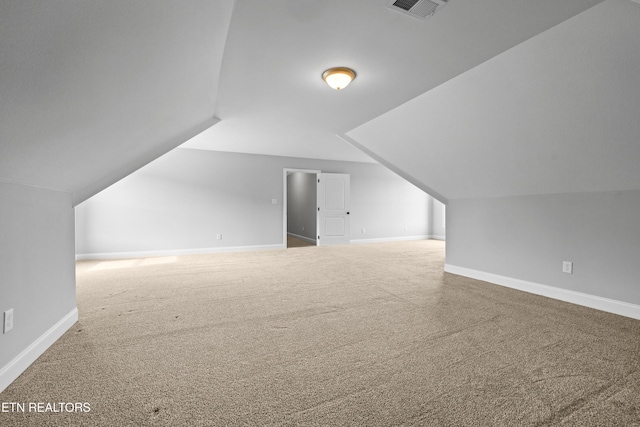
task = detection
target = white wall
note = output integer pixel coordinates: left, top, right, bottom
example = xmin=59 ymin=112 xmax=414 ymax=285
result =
xmin=76 ymin=149 xmax=434 ymax=258
xmin=0 ymin=182 xmax=77 ymax=391
xmin=287 ymin=172 xmax=317 ymax=241
xmin=430 ymin=198 xmax=446 ymax=240
xmin=446 ymin=190 xmax=640 ymax=311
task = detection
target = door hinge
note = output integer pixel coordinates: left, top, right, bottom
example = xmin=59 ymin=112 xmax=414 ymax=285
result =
xmin=317 ymin=207 xmax=320 ymax=211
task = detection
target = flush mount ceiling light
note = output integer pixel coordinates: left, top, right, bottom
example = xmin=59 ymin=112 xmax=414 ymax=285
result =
xmin=322 ymin=67 xmax=356 ymax=90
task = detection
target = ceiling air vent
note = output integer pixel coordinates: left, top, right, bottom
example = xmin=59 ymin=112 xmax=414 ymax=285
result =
xmin=388 ymin=0 xmax=448 ymax=20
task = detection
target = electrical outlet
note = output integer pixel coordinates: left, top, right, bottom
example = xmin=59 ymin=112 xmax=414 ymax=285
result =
xmin=271 ymin=199 xmax=277 ymax=204
xmin=361 ymin=228 xmax=366 ymax=234
xmin=4 ymin=309 xmax=14 ymax=333
xmin=216 ymin=234 xmax=222 ymax=240
xmin=562 ymin=261 xmax=573 ymax=274
xmin=302 ymin=226 xmax=305 ymax=231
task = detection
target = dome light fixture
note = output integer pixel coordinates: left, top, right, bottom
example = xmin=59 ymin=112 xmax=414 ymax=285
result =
xmin=322 ymin=67 xmax=356 ymax=90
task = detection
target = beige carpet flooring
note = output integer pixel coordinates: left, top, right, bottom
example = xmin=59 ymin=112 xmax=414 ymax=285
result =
xmin=1 ymin=240 xmax=640 ymax=426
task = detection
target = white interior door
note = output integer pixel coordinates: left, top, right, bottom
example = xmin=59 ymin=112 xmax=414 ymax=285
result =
xmin=317 ymin=173 xmax=350 ymax=246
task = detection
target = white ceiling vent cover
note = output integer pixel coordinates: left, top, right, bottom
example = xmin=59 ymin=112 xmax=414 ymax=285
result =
xmin=388 ymin=0 xmax=448 ymax=20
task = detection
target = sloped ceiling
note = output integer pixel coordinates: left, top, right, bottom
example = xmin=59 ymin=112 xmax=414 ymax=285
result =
xmin=348 ymin=0 xmax=640 ymax=201
xmin=0 ymin=0 xmax=234 ymax=204
xmin=2 ymin=0 xmax=618 ymax=206
xmin=183 ymin=0 xmax=603 ymax=163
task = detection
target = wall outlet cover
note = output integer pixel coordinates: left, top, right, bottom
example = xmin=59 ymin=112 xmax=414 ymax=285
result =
xmin=562 ymin=261 xmax=573 ymax=274
xmin=4 ymin=309 xmax=14 ymax=333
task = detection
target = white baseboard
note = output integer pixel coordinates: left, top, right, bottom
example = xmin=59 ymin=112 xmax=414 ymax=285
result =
xmin=76 ymin=238 xmax=445 ymax=260
xmin=444 ymin=264 xmax=640 ymax=320
xmin=76 ymin=244 xmax=284 ymax=261
xmin=428 ymin=234 xmax=446 ymax=241
xmin=0 ymin=308 xmax=78 ymax=393
xmin=287 ymin=233 xmax=317 ymax=244
xmin=351 ymin=235 xmax=430 ymax=245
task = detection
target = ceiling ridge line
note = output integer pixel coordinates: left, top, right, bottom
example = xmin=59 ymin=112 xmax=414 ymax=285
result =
xmin=0 ymin=177 xmax=71 ymax=196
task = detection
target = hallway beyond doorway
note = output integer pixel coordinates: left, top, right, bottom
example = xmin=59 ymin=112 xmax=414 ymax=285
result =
xmin=287 ymin=234 xmax=315 ymax=248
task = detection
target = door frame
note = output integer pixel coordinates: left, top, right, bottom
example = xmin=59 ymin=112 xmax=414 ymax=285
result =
xmin=282 ymin=168 xmax=321 ymax=248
